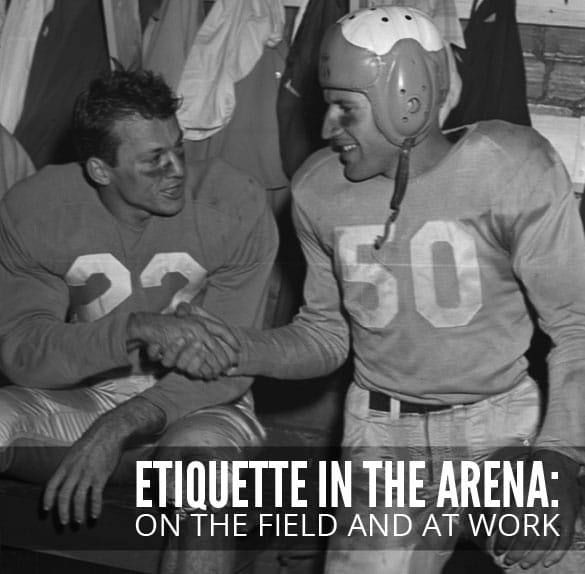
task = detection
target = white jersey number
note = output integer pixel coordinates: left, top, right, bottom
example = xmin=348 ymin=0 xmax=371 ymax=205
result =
xmin=338 ymin=225 xmax=398 ymax=329
xmin=65 ymin=252 xmax=206 ymax=321
xmin=337 ymin=221 xmax=482 ymax=329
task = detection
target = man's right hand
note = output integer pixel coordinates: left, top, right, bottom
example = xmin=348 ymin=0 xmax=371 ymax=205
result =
xmin=128 ymin=310 xmax=240 ymax=380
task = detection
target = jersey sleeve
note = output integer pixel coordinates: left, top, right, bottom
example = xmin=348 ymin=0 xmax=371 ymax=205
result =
xmin=0 ymin=202 xmax=130 ymax=388
xmin=234 ymin=184 xmax=350 ymax=380
xmin=139 ymin=198 xmax=278 ymax=427
xmin=504 ymin=148 xmax=585 ymax=464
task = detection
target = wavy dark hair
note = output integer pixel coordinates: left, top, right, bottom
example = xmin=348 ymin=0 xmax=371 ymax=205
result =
xmin=73 ymin=69 xmax=181 ymax=166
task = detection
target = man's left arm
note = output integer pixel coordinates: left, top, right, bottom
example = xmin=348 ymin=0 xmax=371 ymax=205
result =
xmin=496 ymin=151 xmax=585 ymax=568
xmin=43 ymin=396 xmax=165 ymax=524
xmin=514 ymin=171 xmax=585 ymax=466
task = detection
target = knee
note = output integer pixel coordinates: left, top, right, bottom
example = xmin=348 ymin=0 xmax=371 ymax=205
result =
xmin=156 ymin=405 xmax=265 ymax=454
xmin=153 ymin=405 xmax=265 ymax=512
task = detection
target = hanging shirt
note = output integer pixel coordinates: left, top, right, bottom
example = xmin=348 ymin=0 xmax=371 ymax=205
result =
xmin=0 ymin=0 xmax=54 ymax=132
xmin=177 ymin=0 xmax=285 ymax=141
xmin=185 ymin=43 xmax=289 ymax=191
xmin=142 ymin=0 xmax=204 ymax=91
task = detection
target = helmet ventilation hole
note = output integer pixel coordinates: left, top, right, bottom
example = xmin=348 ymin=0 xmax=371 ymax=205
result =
xmin=405 ymin=15 xmax=412 ymax=20
xmin=381 ymin=17 xmax=389 ymax=22
xmin=407 ymin=97 xmax=421 ymax=113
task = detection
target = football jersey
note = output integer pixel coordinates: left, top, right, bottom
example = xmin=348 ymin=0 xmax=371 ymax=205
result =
xmin=236 ymin=120 xmax=585 ymax=460
xmin=0 ymin=158 xmax=277 ymax=426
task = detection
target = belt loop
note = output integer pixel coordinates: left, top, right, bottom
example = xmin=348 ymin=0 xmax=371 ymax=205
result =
xmin=390 ymin=397 xmax=400 ymax=421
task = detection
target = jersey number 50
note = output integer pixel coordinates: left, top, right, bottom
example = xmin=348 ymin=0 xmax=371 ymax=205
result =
xmin=337 ymin=221 xmax=482 ymax=329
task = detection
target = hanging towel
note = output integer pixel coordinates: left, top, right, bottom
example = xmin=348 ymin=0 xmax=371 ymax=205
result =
xmin=177 ymin=0 xmax=285 ymax=141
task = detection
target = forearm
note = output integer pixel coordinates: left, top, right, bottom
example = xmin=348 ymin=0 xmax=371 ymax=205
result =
xmin=533 ymin=356 xmax=585 ymax=465
xmin=0 ymin=313 xmax=130 ymax=388
xmin=1 ymin=309 xmax=201 ymax=388
xmin=84 ymin=396 xmax=166 ymax=446
xmin=233 ymin=319 xmax=349 ymax=379
xmin=511 ymin=178 xmax=585 ymax=465
xmin=141 ymin=373 xmax=252 ymax=430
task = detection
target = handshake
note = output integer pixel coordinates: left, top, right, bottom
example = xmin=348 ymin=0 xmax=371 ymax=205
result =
xmin=127 ymin=302 xmax=239 ymax=380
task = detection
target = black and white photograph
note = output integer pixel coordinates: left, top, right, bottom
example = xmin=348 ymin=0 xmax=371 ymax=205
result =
xmin=0 ymin=1 xmax=584 ymax=573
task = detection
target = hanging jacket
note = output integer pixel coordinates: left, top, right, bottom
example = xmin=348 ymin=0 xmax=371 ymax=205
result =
xmin=276 ymin=0 xmax=348 ymax=179
xmin=444 ymin=0 xmax=531 ymax=129
xmin=13 ymin=0 xmax=110 ymax=168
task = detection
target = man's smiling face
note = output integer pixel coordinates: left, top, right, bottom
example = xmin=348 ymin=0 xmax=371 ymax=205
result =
xmin=321 ymin=89 xmax=398 ymax=182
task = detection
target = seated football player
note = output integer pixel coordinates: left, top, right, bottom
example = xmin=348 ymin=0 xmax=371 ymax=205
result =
xmin=0 ymin=69 xmax=277 ymax=574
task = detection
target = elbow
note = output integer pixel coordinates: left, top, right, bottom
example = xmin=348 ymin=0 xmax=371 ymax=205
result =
xmin=0 ymin=364 xmax=43 ymax=388
xmin=0 ymin=359 xmax=46 ymax=388
xmin=0 ymin=342 xmax=31 ymax=386
xmin=318 ymin=327 xmax=350 ymax=373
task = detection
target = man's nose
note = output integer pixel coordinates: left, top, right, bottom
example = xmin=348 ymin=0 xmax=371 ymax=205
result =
xmin=321 ymin=107 xmax=343 ymax=140
xmin=166 ymin=150 xmax=184 ymax=178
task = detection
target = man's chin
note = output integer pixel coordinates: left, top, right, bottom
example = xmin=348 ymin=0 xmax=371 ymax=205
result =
xmin=343 ymin=163 xmax=373 ymax=183
xmin=156 ymin=196 xmax=185 ymax=217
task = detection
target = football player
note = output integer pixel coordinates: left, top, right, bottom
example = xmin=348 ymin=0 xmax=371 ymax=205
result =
xmin=0 ymin=70 xmax=277 ymax=574
xmin=169 ymin=7 xmax=585 ymax=574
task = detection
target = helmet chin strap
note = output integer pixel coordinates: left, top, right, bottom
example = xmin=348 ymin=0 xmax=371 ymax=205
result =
xmin=374 ymin=137 xmax=415 ymax=250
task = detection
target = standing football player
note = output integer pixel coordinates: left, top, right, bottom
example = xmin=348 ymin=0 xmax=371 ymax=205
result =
xmin=168 ymin=7 xmax=585 ymax=573
xmin=0 ymin=70 xmax=277 ymax=574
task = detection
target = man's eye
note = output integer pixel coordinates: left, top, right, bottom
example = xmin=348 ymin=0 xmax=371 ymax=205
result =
xmin=147 ymin=155 xmax=162 ymax=166
xmin=174 ymin=144 xmax=185 ymax=159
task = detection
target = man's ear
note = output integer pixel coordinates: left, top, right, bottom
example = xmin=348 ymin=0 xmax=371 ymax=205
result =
xmin=85 ymin=157 xmax=112 ymax=186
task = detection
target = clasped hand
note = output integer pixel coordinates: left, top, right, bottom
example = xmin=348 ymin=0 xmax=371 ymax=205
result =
xmin=132 ymin=303 xmax=239 ymax=380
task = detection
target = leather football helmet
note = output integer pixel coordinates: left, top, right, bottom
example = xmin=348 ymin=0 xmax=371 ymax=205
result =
xmin=319 ymin=6 xmax=449 ymax=147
